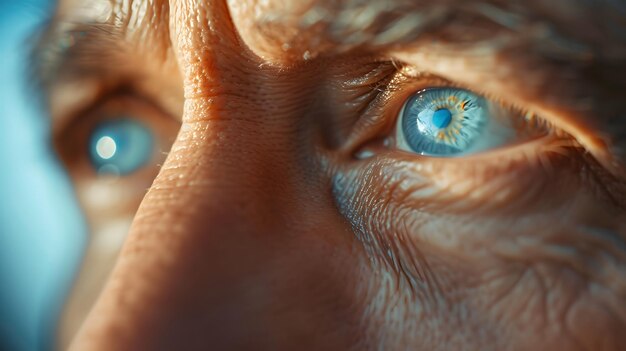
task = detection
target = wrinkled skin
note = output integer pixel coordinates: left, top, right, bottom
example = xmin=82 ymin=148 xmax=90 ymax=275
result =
xmin=42 ymin=0 xmax=626 ymax=350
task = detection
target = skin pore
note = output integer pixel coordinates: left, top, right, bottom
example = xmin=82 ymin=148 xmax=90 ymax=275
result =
xmin=37 ymin=0 xmax=626 ymax=349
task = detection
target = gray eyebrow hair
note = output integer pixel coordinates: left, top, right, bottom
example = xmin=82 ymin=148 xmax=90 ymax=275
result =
xmin=290 ymin=0 xmax=626 ymax=61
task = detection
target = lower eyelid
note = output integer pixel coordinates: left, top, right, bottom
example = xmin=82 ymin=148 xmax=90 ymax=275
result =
xmin=347 ymin=136 xmax=585 ymax=211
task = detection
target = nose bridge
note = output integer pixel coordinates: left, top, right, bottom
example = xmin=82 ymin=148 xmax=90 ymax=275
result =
xmin=67 ymin=96 xmax=329 ymax=350
xmin=68 ymin=3 xmax=364 ymax=349
xmin=70 ymin=41 xmax=341 ymax=351
xmin=166 ymin=0 xmax=303 ymax=198
xmin=69 ymin=96 xmax=358 ymax=350
xmin=129 ymin=62 xmax=314 ymax=291
xmin=149 ymin=99 xmax=301 ymax=234
xmin=159 ymin=0 xmax=297 ymax=222
xmin=171 ymin=0 xmax=257 ymax=104
xmin=137 ymin=0 xmax=318 ymax=293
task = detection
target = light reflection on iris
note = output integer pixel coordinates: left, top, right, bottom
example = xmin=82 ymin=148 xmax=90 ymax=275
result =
xmin=88 ymin=119 xmax=154 ymax=175
xmin=94 ymin=136 xmax=116 ymax=160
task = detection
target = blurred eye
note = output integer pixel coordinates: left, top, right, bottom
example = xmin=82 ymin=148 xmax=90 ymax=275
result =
xmin=396 ymin=88 xmax=547 ymax=157
xmin=54 ymin=93 xmax=179 ymax=183
xmin=89 ymin=119 xmax=154 ymax=175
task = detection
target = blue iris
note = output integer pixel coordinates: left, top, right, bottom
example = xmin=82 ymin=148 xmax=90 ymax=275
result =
xmin=88 ymin=119 xmax=154 ymax=175
xmin=401 ymin=88 xmax=488 ymax=156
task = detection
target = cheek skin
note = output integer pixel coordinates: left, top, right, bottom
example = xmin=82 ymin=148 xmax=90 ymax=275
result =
xmin=330 ymin=147 xmax=626 ymax=350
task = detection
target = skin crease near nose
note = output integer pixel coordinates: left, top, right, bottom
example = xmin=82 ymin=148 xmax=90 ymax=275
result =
xmin=46 ymin=0 xmax=626 ymax=350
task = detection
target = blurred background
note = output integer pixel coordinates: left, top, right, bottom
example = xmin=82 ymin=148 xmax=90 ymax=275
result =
xmin=0 ymin=1 xmax=85 ymax=350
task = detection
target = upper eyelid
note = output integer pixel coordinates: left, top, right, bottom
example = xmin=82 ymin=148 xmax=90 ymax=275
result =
xmin=51 ymin=87 xmax=131 ymax=138
xmin=49 ymin=81 xmax=176 ymax=145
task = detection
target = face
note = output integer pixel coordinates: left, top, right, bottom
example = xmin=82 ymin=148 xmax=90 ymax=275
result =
xmin=36 ymin=0 xmax=626 ymax=349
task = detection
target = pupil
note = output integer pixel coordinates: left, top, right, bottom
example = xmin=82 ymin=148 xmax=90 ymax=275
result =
xmin=432 ymin=108 xmax=452 ymax=129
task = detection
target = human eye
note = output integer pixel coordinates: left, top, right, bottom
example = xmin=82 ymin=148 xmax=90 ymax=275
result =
xmin=331 ymin=59 xmax=624 ymax=225
xmin=395 ymin=87 xmax=552 ymax=157
xmin=337 ymin=65 xmax=580 ymax=174
xmin=54 ymin=90 xmax=179 ymax=194
xmin=326 ymin=57 xmax=626 ymax=345
xmin=89 ymin=118 xmax=154 ymax=176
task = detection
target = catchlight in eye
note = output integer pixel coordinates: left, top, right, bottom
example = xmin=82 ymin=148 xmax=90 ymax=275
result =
xmin=88 ymin=118 xmax=154 ymax=175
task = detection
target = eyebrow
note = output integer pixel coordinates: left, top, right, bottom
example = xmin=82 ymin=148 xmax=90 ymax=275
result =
xmin=314 ymin=0 xmax=624 ymax=59
xmin=35 ymin=0 xmax=626 ymax=170
xmin=37 ymin=0 xmax=626 ymax=86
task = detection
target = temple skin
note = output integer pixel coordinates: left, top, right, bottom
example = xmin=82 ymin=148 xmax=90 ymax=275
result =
xmin=41 ymin=0 xmax=626 ymax=350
